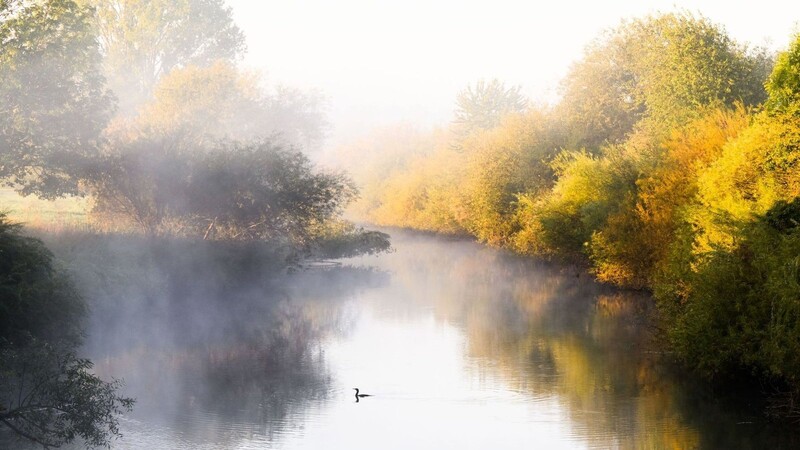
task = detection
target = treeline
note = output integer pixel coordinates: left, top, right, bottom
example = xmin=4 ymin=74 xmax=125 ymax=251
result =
xmin=334 ymin=13 xmax=800 ymax=415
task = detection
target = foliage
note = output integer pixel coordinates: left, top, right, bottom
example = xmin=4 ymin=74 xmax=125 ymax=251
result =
xmin=0 ymin=0 xmax=112 ymax=198
xmin=516 ymin=147 xmax=638 ymax=261
xmin=0 ymin=213 xmax=133 ymax=447
xmin=558 ymin=12 xmax=769 ymax=151
xmin=766 ymin=34 xmax=800 ymax=112
xmin=0 ymin=215 xmax=84 ymax=345
xmin=0 ymin=340 xmax=134 ymax=449
xmin=133 ymin=61 xmax=327 ymax=149
xmin=91 ymin=139 xmax=359 ymax=243
xmin=590 ymin=107 xmax=751 ymax=287
xmin=86 ymin=0 xmax=246 ymax=113
xmin=658 ymin=209 xmax=800 ymax=387
xmin=651 ymin=35 xmax=800 ymax=409
xmin=459 ymin=111 xmax=562 ymax=246
xmin=453 ymin=79 xmax=527 ymax=140
xmin=305 ymin=220 xmax=392 ymax=259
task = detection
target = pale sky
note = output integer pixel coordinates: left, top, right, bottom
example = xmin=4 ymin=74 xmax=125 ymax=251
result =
xmin=227 ymin=0 xmax=799 ymax=148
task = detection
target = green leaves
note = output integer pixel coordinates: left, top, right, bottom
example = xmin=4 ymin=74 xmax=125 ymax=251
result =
xmin=90 ymin=0 xmax=246 ymax=113
xmin=766 ymin=34 xmax=800 ymax=112
xmin=0 ymin=0 xmax=112 ymax=198
xmin=0 ymin=214 xmax=133 ymax=447
xmin=559 ymin=12 xmax=769 ymax=150
xmin=0 ymin=340 xmax=134 ymax=449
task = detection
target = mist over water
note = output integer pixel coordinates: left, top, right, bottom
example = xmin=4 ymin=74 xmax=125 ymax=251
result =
xmin=23 ymin=230 xmax=797 ymax=449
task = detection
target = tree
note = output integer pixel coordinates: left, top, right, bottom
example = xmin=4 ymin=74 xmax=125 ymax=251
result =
xmin=558 ymin=12 xmax=770 ymax=150
xmin=132 ymin=61 xmax=328 ymax=150
xmin=86 ymin=0 xmax=246 ymax=113
xmin=90 ymin=139 xmax=359 ymax=242
xmin=453 ymin=79 xmax=527 ymax=139
xmin=0 ymin=213 xmax=134 ymax=448
xmin=459 ymin=110 xmax=562 ymax=246
xmin=0 ymin=0 xmax=113 ymax=198
xmin=0 ymin=342 xmax=134 ymax=449
xmin=765 ymin=33 xmax=800 ymax=112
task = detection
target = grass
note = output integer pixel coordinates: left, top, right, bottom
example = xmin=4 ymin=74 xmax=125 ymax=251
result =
xmin=0 ymin=188 xmax=90 ymax=232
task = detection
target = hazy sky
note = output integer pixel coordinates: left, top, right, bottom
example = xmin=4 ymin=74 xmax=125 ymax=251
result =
xmin=228 ymin=0 xmax=798 ymax=148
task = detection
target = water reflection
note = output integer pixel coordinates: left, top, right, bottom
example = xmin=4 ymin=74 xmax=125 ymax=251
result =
xmin=46 ymin=231 xmax=800 ymax=448
xmin=78 ymin=251 xmax=390 ymax=449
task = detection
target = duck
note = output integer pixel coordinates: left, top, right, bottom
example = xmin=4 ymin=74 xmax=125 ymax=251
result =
xmin=353 ymin=388 xmax=372 ymax=401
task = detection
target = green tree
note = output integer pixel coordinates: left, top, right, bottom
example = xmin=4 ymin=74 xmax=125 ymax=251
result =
xmin=559 ymin=12 xmax=770 ymax=150
xmin=87 ymin=0 xmax=246 ymax=113
xmin=766 ymin=33 xmax=800 ymax=112
xmin=0 ymin=214 xmax=134 ymax=448
xmin=0 ymin=0 xmax=113 ymax=198
xmin=90 ymin=138 xmax=359 ymax=243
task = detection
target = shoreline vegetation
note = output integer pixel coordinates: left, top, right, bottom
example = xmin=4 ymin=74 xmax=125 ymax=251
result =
xmin=329 ymin=14 xmax=800 ymax=419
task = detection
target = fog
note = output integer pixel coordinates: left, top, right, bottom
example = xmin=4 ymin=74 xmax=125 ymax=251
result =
xmin=228 ymin=0 xmax=798 ymax=149
xmin=3 ymin=0 xmax=800 ymax=447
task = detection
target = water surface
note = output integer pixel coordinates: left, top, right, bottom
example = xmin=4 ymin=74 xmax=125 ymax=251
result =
xmin=43 ymin=232 xmax=800 ymax=448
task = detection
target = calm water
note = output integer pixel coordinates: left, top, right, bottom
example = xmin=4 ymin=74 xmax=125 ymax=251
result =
xmin=19 ymin=231 xmax=800 ymax=449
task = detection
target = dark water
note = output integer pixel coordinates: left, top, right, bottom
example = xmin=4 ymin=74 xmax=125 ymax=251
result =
xmin=10 ymin=230 xmax=800 ymax=449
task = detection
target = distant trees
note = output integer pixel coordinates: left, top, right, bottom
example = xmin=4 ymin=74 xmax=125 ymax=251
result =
xmin=0 ymin=0 xmax=365 ymax=250
xmin=453 ymin=79 xmax=527 ymax=139
xmin=0 ymin=0 xmax=112 ymax=198
xmin=0 ymin=214 xmax=133 ymax=447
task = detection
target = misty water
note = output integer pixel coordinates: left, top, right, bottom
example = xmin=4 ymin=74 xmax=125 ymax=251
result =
xmin=66 ymin=231 xmax=800 ymax=448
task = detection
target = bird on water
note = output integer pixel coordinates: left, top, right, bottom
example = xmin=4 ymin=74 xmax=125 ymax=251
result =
xmin=353 ymin=388 xmax=372 ymax=401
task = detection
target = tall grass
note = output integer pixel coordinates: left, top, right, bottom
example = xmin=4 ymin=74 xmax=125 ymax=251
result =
xmin=0 ymin=188 xmax=90 ymax=232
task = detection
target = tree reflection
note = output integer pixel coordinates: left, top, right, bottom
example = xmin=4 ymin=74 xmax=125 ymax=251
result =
xmin=372 ymin=231 xmax=799 ymax=449
xmin=48 ymin=233 xmax=390 ymax=448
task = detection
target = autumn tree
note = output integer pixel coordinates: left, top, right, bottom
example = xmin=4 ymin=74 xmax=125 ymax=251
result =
xmin=131 ymin=61 xmax=327 ymax=149
xmin=459 ymin=110 xmax=563 ymax=246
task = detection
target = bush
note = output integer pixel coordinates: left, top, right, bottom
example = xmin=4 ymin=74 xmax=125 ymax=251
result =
xmin=0 ymin=213 xmax=133 ymax=447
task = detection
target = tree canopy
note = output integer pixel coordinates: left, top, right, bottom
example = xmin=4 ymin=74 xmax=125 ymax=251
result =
xmin=86 ymin=0 xmax=246 ymax=113
xmin=558 ymin=12 xmax=770 ymax=150
xmin=0 ymin=0 xmax=112 ymax=198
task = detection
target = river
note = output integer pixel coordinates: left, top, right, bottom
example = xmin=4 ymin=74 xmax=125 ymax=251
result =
xmin=34 ymin=231 xmax=800 ymax=448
